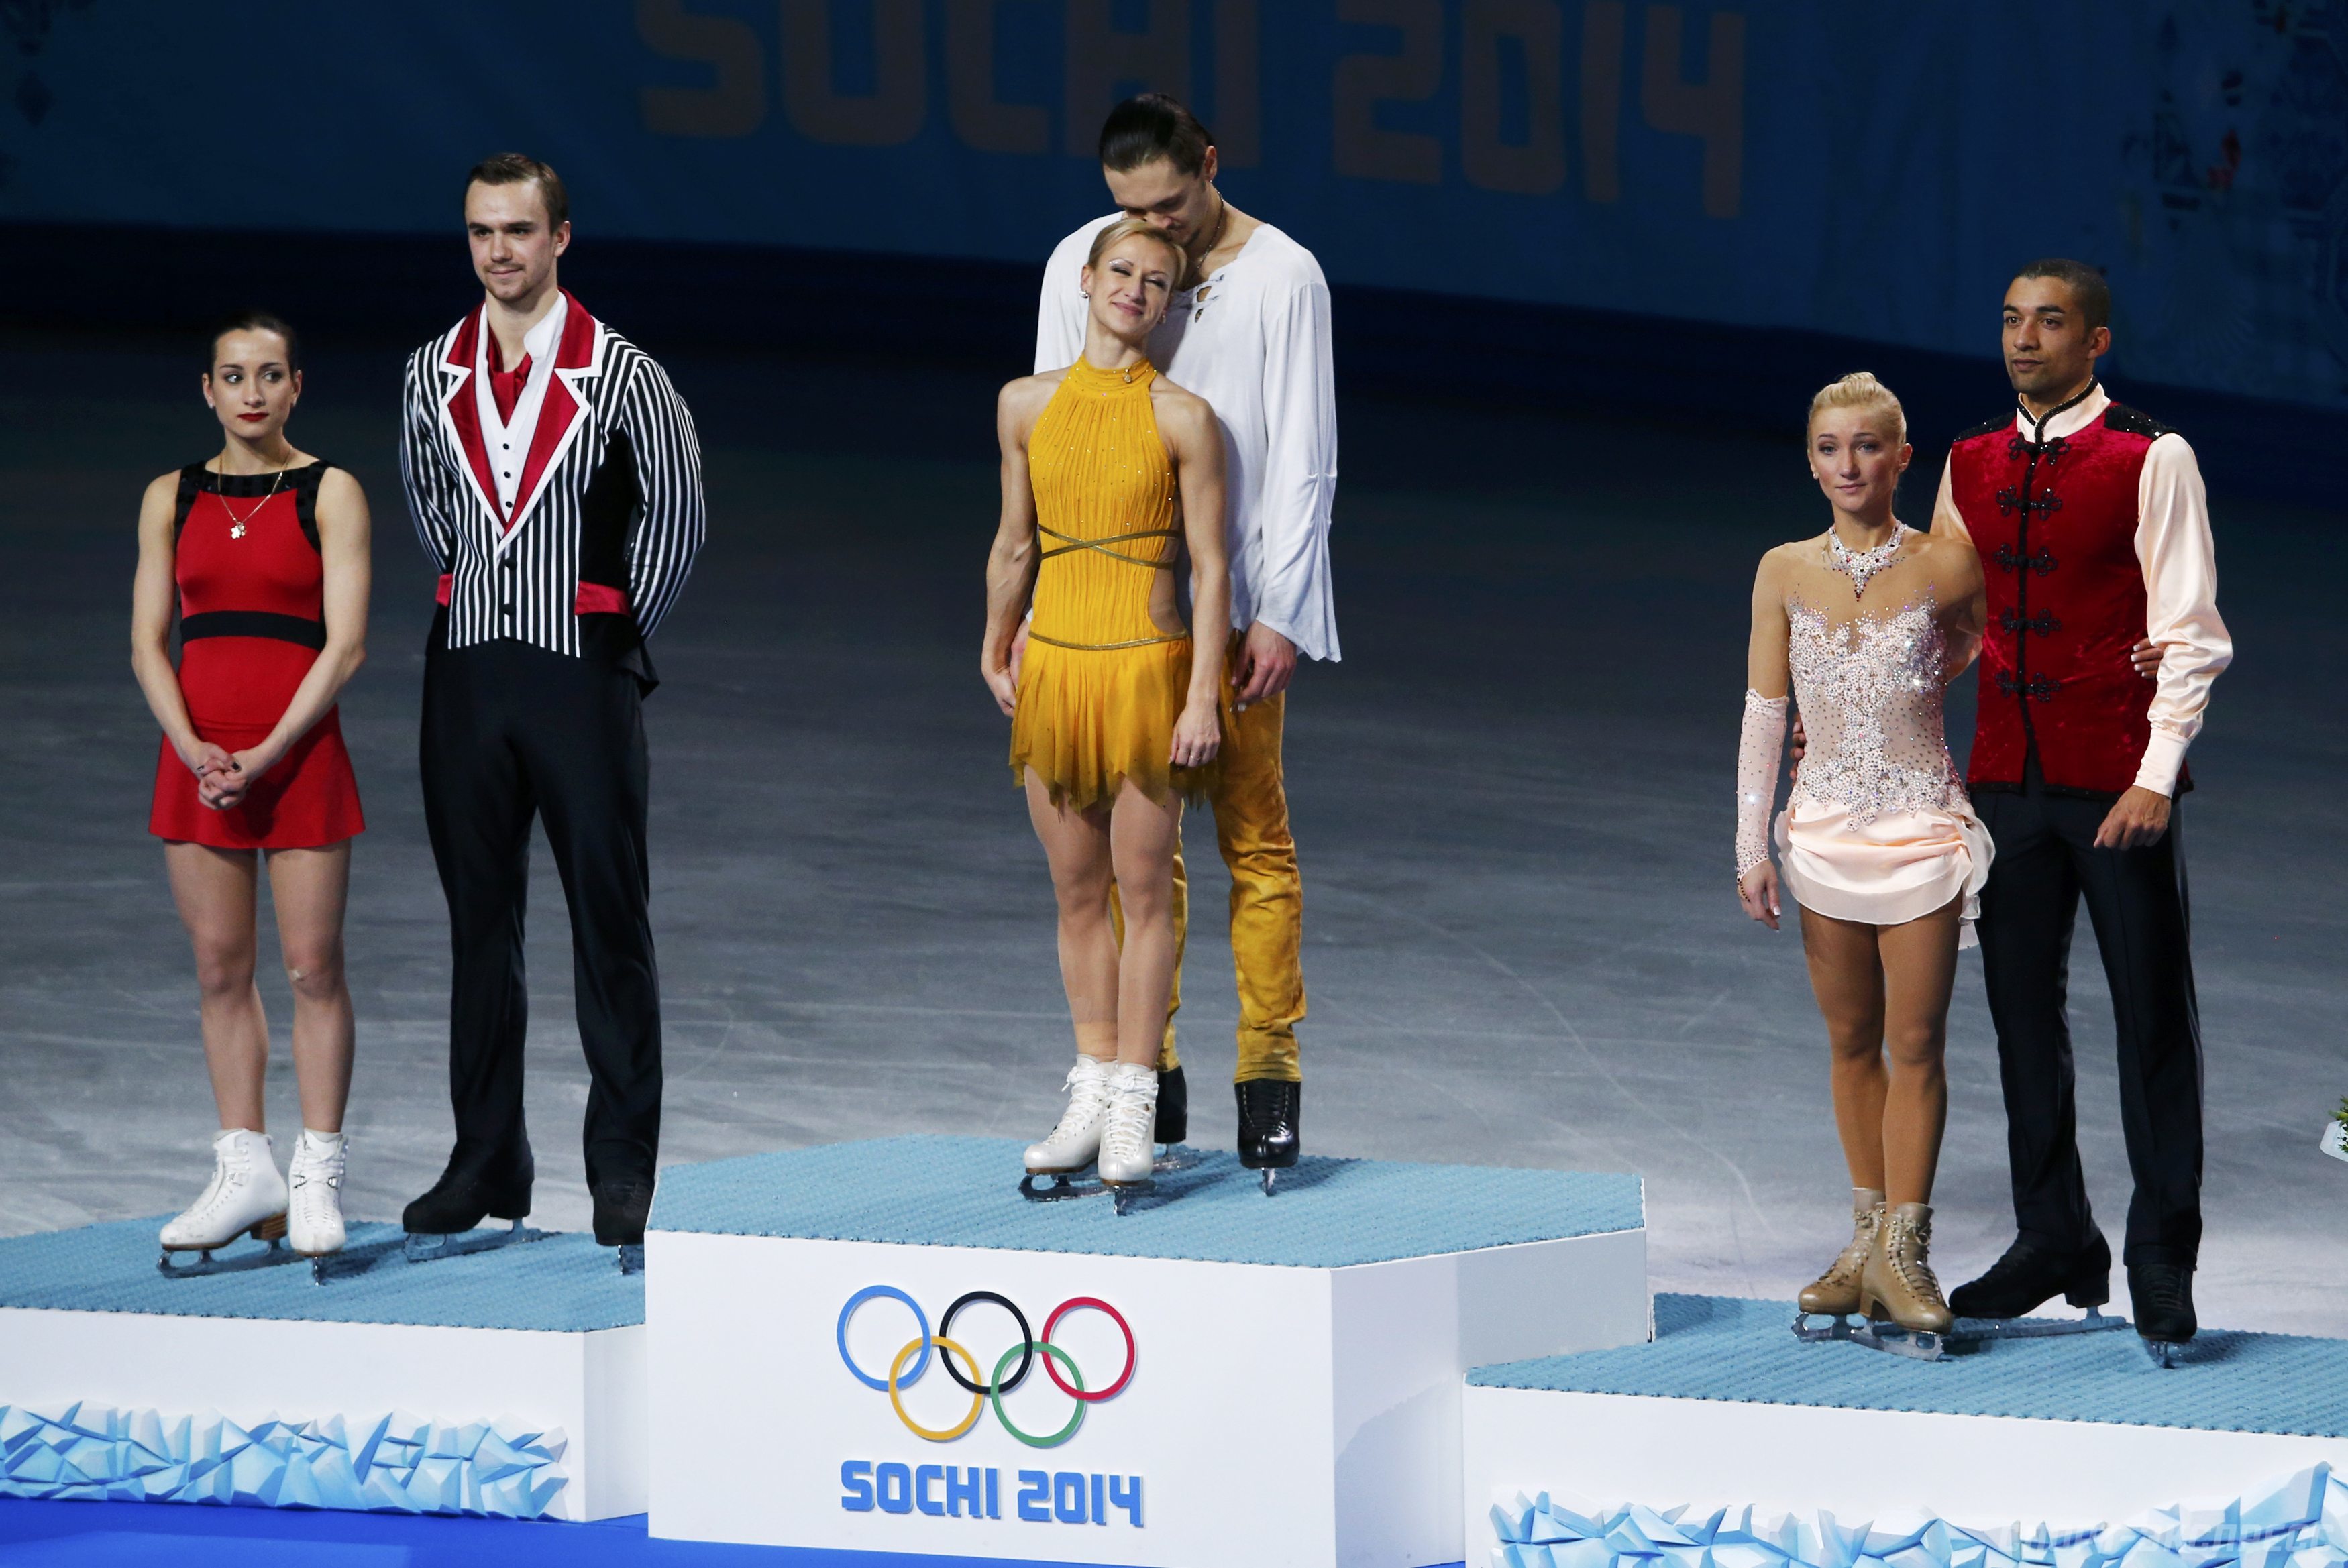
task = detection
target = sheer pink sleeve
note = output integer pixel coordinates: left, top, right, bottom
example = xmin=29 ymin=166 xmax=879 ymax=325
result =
xmin=1737 ymin=689 xmax=1788 ymax=879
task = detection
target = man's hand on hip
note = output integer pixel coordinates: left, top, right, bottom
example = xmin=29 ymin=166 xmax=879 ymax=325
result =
xmin=2094 ymin=785 xmax=2172 ymax=850
xmin=1232 ymin=624 xmax=1298 ymax=710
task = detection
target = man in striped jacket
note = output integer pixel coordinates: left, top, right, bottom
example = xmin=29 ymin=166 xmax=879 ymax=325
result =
xmin=398 ymin=154 xmax=706 ymax=1255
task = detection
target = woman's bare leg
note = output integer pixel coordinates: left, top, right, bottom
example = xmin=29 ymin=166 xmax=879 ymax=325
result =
xmin=266 ymin=842 xmax=354 ymax=1135
xmin=1107 ymin=781 xmax=1183 ymax=1068
xmin=1799 ymin=905 xmax=1888 ymax=1192
xmin=1026 ymin=771 xmax=1120 ymax=1062
xmin=164 ymin=842 xmax=266 ymax=1132
xmin=1874 ymin=897 xmax=1962 ymax=1206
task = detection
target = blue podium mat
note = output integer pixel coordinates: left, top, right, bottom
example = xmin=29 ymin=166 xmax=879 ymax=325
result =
xmin=0 ymin=1221 xmax=641 ymax=1333
xmin=649 ymin=1136 xmax=1644 ymax=1268
xmin=1469 ymin=1292 xmax=2348 ymax=1439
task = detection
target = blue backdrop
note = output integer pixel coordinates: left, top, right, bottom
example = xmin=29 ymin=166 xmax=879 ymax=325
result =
xmin=3 ymin=1 xmax=2343 ymax=410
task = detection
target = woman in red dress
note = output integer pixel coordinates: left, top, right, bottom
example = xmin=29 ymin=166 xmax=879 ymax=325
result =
xmin=130 ymin=313 xmax=372 ymax=1264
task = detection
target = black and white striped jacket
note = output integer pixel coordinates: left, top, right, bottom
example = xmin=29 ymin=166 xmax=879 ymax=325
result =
xmin=399 ymin=293 xmax=705 ymax=663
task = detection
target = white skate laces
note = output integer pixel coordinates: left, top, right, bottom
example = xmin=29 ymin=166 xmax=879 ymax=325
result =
xmin=1025 ymin=1057 xmax=1115 ymax=1174
xmin=287 ymin=1129 xmax=349 ymax=1257
xmin=1097 ymin=1064 xmax=1159 ymax=1186
xmin=1051 ymin=1059 xmax=1114 ymax=1138
xmin=160 ymin=1129 xmax=288 ymax=1252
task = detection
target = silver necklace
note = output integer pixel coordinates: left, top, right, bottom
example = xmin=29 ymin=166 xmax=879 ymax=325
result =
xmin=1826 ymin=521 xmax=1909 ymax=597
xmin=215 ymin=465 xmax=287 ymax=540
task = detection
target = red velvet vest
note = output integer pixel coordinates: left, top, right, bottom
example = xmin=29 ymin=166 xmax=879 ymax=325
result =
xmin=1949 ymin=400 xmax=2184 ymax=797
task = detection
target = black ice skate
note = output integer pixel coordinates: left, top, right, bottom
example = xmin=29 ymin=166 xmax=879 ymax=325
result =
xmin=1236 ymin=1080 xmax=1301 ymax=1195
xmin=2128 ymin=1262 xmax=2196 ymax=1369
xmin=401 ymin=1143 xmax=536 ymax=1264
xmin=1149 ymin=1064 xmax=1203 ymax=1174
xmin=592 ymin=1176 xmax=654 ymax=1274
xmin=1947 ymin=1231 xmax=2111 ymax=1319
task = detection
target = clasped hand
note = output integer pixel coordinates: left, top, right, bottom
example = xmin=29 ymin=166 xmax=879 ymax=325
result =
xmin=189 ymin=742 xmax=273 ymax=811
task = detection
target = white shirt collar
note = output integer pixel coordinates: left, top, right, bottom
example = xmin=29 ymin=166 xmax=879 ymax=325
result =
xmin=2013 ymin=380 xmax=2109 ymax=443
xmin=474 ymin=293 xmax=569 ymax=507
xmin=476 ymin=294 xmax=568 ymax=386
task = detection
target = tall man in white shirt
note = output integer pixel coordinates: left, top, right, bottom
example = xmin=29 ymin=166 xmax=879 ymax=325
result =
xmin=1931 ymin=260 xmax=2230 ymax=1351
xmin=1034 ymin=95 xmax=1338 ymax=1177
xmin=398 ymin=155 xmax=706 ymax=1253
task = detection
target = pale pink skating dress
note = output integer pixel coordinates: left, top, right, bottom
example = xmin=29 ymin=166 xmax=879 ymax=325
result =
xmin=1774 ymin=592 xmax=1993 ymax=944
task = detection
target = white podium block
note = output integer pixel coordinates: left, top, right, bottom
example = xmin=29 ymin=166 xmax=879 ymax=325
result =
xmin=0 ymin=1219 xmax=645 ymax=1521
xmin=647 ymin=1137 xmax=1647 ymax=1568
xmin=1464 ymin=1294 xmax=2348 ymax=1552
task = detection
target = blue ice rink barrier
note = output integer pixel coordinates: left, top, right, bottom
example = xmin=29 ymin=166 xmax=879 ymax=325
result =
xmin=2 ymin=2 xmax=2342 ymax=411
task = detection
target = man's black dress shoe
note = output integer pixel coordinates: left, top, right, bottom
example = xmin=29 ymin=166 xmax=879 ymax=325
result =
xmin=1947 ymin=1231 xmax=2111 ymax=1319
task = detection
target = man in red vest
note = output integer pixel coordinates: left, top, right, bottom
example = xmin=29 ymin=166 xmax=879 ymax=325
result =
xmin=1931 ymin=260 xmax=2231 ymax=1350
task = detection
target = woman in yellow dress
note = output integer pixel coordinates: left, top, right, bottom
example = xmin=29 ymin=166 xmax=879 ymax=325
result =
xmin=983 ymin=217 xmax=1231 ymax=1199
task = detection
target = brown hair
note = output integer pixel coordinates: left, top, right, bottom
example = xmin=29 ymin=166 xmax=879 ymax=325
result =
xmin=2013 ymin=257 xmax=2111 ymax=332
xmin=207 ymin=311 xmax=300 ymax=375
xmin=466 ymin=152 xmax=568 ymax=228
xmin=1085 ymin=216 xmax=1190 ymax=292
xmin=1807 ymin=371 xmax=1907 ymax=447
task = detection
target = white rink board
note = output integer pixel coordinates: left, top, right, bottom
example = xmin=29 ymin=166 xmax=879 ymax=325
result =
xmin=647 ymin=1227 xmax=1647 ymax=1567
xmin=1460 ymin=1384 xmax=2348 ymax=1532
xmin=0 ymin=1306 xmax=647 ymax=1520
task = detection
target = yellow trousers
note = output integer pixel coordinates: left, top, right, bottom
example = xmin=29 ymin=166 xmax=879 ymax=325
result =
xmin=1113 ymin=673 xmax=1307 ymax=1083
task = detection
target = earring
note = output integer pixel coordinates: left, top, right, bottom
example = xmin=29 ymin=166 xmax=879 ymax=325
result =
xmin=1081 ymin=290 xmax=1090 ymax=298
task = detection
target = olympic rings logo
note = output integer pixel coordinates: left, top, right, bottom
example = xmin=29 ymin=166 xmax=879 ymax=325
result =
xmin=836 ymin=1286 xmax=1136 ymax=1449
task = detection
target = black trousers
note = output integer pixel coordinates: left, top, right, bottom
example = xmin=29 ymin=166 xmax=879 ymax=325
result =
xmin=1973 ymin=763 xmax=2202 ymax=1268
xmin=421 ymin=622 xmax=662 ymax=1193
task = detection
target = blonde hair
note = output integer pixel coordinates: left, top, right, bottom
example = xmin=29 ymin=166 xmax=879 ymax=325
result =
xmin=1807 ymin=371 xmax=1907 ymax=447
xmin=1085 ymin=215 xmax=1191 ymax=292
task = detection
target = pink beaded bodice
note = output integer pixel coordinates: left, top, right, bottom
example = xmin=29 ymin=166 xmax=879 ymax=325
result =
xmin=1787 ymin=593 xmax=1967 ymax=826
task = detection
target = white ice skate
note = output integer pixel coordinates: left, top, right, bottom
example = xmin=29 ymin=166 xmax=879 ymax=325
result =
xmin=287 ymin=1129 xmax=349 ymax=1260
xmin=2323 ymin=1104 xmax=2347 ymax=1164
xmin=1096 ymin=1064 xmax=1159 ymax=1215
xmin=1020 ymin=1056 xmax=1114 ymax=1201
xmin=159 ymin=1129 xmax=288 ymax=1274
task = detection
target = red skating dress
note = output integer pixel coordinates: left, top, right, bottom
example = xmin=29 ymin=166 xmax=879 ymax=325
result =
xmin=148 ymin=462 xmax=366 ymax=849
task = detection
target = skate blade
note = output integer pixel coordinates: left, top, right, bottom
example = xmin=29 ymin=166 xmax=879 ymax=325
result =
xmin=1951 ymin=1306 xmax=2133 ymax=1343
xmin=1791 ymin=1310 xmax=1861 ymax=1345
xmin=157 ymin=1232 xmax=291 ymax=1279
xmin=1106 ymin=1179 xmax=1156 ymax=1216
xmin=1790 ymin=1312 xmax=1968 ymax=1361
xmin=1018 ymin=1170 xmax=1106 ymax=1203
xmin=1152 ymin=1143 xmax=1205 ymax=1174
xmin=2140 ymin=1337 xmax=2188 ymax=1369
xmin=403 ymin=1217 xmax=535 ymax=1265
xmin=615 ymin=1244 xmax=645 ymax=1276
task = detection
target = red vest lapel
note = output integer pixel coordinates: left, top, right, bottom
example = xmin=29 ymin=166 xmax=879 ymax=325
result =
xmin=502 ymin=293 xmax=600 ymax=536
xmin=441 ymin=308 xmax=501 ymax=525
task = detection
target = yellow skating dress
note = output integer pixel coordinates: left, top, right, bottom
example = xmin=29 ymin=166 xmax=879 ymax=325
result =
xmin=1010 ymin=357 xmax=1210 ymax=809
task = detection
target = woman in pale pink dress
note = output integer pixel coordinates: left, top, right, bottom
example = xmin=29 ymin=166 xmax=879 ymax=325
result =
xmin=1735 ymin=373 xmax=1988 ymax=1336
